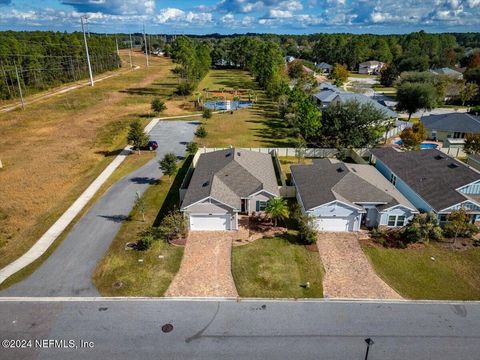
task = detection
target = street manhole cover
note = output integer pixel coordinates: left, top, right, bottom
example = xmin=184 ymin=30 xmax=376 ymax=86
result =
xmin=161 ymin=323 xmax=174 ymax=333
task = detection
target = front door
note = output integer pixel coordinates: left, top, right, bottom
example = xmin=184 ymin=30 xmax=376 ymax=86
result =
xmin=241 ymin=199 xmax=247 ymax=214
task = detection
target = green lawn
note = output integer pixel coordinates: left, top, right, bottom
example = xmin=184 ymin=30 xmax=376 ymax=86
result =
xmin=232 ymin=236 xmax=324 ymax=298
xmin=93 ymin=158 xmax=191 ymax=296
xmin=348 ymin=72 xmax=380 ymax=79
xmin=197 ymin=69 xmax=295 ymax=148
xmin=363 ymin=244 xmax=480 ymax=300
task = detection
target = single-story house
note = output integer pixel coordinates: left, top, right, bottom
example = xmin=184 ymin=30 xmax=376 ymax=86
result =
xmin=285 ymin=55 xmax=295 ymax=63
xmin=290 ymin=159 xmax=417 ymax=232
xmin=358 ymin=60 xmax=385 ymax=75
xmin=313 ymin=83 xmax=397 ymax=119
xmin=317 ymin=62 xmax=333 ymax=74
xmin=421 ymin=113 xmax=480 ymax=142
xmin=429 ymin=67 xmax=463 ymax=80
xmin=371 ymin=147 xmax=480 ymax=223
xmin=180 ymin=149 xmax=280 ymax=231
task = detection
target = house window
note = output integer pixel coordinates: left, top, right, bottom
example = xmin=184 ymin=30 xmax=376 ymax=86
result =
xmin=387 ymin=215 xmax=406 ymax=227
xmin=256 ymin=201 xmax=267 ymax=212
xmin=390 ymin=173 xmax=397 ymax=186
xmin=439 ymin=214 xmax=448 ymax=222
xmin=453 ymin=132 xmax=466 ymax=139
xmin=387 ymin=215 xmax=396 ymax=226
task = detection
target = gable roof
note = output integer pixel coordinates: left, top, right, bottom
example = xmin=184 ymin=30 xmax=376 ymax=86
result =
xmin=317 ymin=62 xmax=333 ymax=70
xmin=371 ymin=147 xmax=480 ymax=212
xmin=181 ymin=149 xmax=279 ymax=210
xmin=359 ymin=60 xmax=384 ymax=67
xmin=421 ymin=113 xmax=480 ymax=134
xmin=291 ymin=159 xmax=415 ymax=211
xmin=312 ymin=83 xmax=397 ymax=118
xmin=430 ymin=67 xmax=463 ymax=77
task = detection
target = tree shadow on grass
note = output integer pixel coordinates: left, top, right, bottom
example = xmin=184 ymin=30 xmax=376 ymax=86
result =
xmin=120 ymin=87 xmax=161 ymax=96
xmin=95 ymin=149 xmax=123 ymax=157
xmin=153 ymin=155 xmax=193 ymax=227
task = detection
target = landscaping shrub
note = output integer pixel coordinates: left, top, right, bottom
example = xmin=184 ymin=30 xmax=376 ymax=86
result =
xmin=186 ymin=142 xmax=199 ymax=155
xmin=136 ymin=234 xmax=154 ymax=251
xmin=151 ymin=98 xmax=167 ymax=114
xmin=195 ymin=125 xmax=208 ymax=138
xmin=158 ymin=210 xmax=187 ymax=242
xmin=371 ymin=227 xmax=408 ymax=248
xmin=202 ymin=108 xmax=213 ymax=120
xmin=443 ymin=209 xmax=479 ymax=239
xmin=401 ymin=212 xmax=443 ymax=244
xmin=292 ymin=204 xmax=317 ymax=245
xmin=176 ymin=82 xmax=195 ymax=96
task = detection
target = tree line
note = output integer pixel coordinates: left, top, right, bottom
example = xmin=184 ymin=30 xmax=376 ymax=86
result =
xmin=0 ymin=31 xmax=121 ymax=100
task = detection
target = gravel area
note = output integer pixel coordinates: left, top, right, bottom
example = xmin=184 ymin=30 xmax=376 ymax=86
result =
xmin=165 ymin=231 xmax=238 ymax=297
xmin=317 ymin=232 xmax=402 ymax=299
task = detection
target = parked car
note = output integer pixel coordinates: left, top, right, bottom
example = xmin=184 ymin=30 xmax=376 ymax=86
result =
xmin=138 ymin=141 xmax=158 ymax=151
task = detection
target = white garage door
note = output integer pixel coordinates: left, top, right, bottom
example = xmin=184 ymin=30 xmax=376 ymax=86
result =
xmin=315 ymin=217 xmax=353 ymax=232
xmin=189 ymin=214 xmax=230 ymax=231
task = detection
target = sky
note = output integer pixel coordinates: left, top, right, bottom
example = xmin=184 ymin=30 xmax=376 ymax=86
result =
xmin=0 ymin=0 xmax=479 ymax=35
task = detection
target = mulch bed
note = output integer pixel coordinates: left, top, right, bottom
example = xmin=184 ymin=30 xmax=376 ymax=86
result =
xmin=304 ymin=243 xmax=318 ymax=252
xmin=170 ymin=238 xmax=187 ymax=247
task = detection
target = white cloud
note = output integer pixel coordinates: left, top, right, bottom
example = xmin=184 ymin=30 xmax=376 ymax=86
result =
xmin=156 ymin=7 xmax=212 ymax=25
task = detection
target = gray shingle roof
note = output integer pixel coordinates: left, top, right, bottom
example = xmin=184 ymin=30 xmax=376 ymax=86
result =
xmin=421 ymin=113 xmax=480 ymax=134
xmin=317 ymin=62 xmax=333 ymax=70
xmin=181 ymin=149 xmax=279 ymax=210
xmin=371 ymin=147 xmax=480 ymax=212
xmin=312 ymin=84 xmax=397 ymax=118
xmin=430 ymin=67 xmax=463 ymax=77
xmin=291 ymin=159 xmax=414 ymax=211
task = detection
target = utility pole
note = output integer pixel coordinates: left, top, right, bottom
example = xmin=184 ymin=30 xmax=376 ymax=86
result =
xmin=143 ymin=23 xmax=149 ymax=67
xmin=129 ymin=34 xmax=134 ymax=68
xmin=14 ymin=63 xmax=25 ymax=110
xmin=81 ymin=16 xmax=94 ymax=86
xmin=115 ymin=37 xmax=120 ymax=56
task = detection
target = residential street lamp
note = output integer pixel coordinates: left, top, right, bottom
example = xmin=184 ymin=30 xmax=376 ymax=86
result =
xmin=364 ymin=338 xmax=374 ymax=360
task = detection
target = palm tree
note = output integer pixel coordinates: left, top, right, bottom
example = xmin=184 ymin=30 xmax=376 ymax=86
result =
xmin=265 ymin=197 xmax=289 ymax=227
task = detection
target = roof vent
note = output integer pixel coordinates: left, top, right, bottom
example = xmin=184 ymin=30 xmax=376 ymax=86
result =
xmin=336 ymin=167 xmax=345 ymax=173
xmin=435 ymin=155 xmax=445 ymax=160
xmin=237 ymin=152 xmax=241 ymax=156
xmin=225 ymin=152 xmax=231 ymax=157
xmin=448 ymin=163 xmax=459 ymax=169
xmin=202 ymin=181 xmax=210 ymax=187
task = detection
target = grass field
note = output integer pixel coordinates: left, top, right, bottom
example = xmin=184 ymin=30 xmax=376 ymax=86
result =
xmin=348 ymin=72 xmax=380 ymax=79
xmin=232 ymin=236 xmax=324 ymax=298
xmin=0 ymin=151 xmax=155 ymax=290
xmin=0 ymin=50 xmax=192 ymax=270
xmin=93 ymin=158 xmax=191 ymax=296
xmin=197 ymin=69 xmax=295 ymax=148
xmin=363 ymin=243 xmax=480 ymax=300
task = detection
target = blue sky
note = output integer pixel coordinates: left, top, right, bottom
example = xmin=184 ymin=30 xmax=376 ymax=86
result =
xmin=0 ymin=0 xmax=479 ymax=34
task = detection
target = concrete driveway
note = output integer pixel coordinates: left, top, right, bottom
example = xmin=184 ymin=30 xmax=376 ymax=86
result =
xmin=0 ymin=120 xmax=198 ymax=297
xmin=317 ymin=232 xmax=402 ymax=299
xmin=165 ymin=232 xmax=238 ymax=297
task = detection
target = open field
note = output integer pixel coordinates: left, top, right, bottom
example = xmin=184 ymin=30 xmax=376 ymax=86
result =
xmin=197 ymin=69 xmax=295 ymax=148
xmin=232 ymin=236 xmax=324 ymax=298
xmin=0 ymin=50 xmax=192 ymax=270
xmin=363 ymin=243 xmax=480 ymax=300
xmin=93 ymin=159 xmax=191 ymax=296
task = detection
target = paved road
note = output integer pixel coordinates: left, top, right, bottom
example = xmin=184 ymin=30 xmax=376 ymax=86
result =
xmin=0 ymin=121 xmax=198 ymax=297
xmin=0 ymin=299 xmax=479 ymax=360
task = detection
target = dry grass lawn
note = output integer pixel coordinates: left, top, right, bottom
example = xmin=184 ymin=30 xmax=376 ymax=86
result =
xmin=0 ymin=50 xmax=192 ymax=269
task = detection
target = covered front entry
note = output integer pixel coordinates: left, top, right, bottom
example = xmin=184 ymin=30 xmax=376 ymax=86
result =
xmin=189 ymin=214 xmax=231 ymax=231
xmin=315 ymin=216 xmax=357 ymax=232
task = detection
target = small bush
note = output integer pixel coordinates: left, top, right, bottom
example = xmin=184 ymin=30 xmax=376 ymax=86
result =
xmin=292 ymin=204 xmax=317 ymax=245
xmin=136 ymin=234 xmax=154 ymax=251
xmin=151 ymin=98 xmax=166 ymax=113
xmin=202 ymin=108 xmax=213 ymax=120
xmin=195 ymin=125 xmax=208 ymax=138
xmin=186 ymin=142 xmax=199 ymax=155
xmin=176 ymin=82 xmax=195 ymax=96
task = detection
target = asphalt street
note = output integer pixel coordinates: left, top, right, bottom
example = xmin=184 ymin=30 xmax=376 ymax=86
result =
xmin=0 ymin=121 xmax=198 ymax=297
xmin=0 ymin=299 xmax=479 ymax=360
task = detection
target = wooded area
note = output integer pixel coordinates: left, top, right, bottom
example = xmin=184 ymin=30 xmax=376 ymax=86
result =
xmin=0 ymin=31 xmax=121 ymax=100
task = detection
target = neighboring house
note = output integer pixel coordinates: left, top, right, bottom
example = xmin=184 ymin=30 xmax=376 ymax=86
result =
xmin=371 ymin=147 xmax=480 ymax=223
xmin=290 ymin=159 xmax=417 ymax=232
xmin=429 ymin=67 xmax=463 ymax=80
xmin=313 ymin=83 xmax=397 ymax=119
xmin=180 ymin=149 xmax=280 ymax=231
xmin=358 ymin=60 xmax=385 ymax=75
xmin=317 ymin=62 xmax=333 ymax=74
xmin=421 ymin=113 xmax=480 ymax=142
